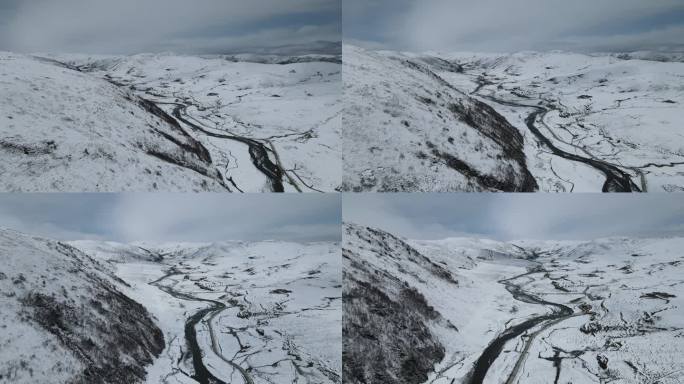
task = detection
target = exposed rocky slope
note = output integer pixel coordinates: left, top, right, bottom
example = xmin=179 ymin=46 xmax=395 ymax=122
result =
xmin=342 ymin=45 xmax=537 ymax=192
xmin=343 ymin=223 xmax=459 ymax=384
xmin=0 ymin=228 xmax=164 ymax=384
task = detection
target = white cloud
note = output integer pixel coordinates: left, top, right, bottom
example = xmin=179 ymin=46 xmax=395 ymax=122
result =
xmin=559 ymin=25 xmax=684 ymax=52
xmin=489 ymin=195 xmax=684 ymax=240
xmin=343 ymin=194 xmax=491 ymax=240
xmin=0 ymin=194 xmax=340 ymax=242
xmin=2 ymin=0 xmax=339 ymax=53
xmin=0 ymin=214 xmax=106 ymax=241
xmin=159 ymin=24 xmax=340 ymax=54
xmin=343 ymin=194 xmax=684 ymax=241
xmin=347 ymin=0 xmax=684 ymax=52
xmin=108 ymin=194 xmax=341 ymax=242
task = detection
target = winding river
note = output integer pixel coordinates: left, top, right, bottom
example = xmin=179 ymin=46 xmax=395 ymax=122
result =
xmin=149 ymin=267 xmax=252 ymax=384
xmin=472 ymin=81 xmax=642 ymax=192
xmin=466 ymin=267 xmax=574 ymax=384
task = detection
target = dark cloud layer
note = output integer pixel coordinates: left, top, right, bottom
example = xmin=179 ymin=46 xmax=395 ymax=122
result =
xmin=0 ymin=0 xmax=340 ymax=54
xmin=344 ymin=194 xmax=684 ymax=241
xmin=344 ymin=0 xmax=684 ymax=52
xmin=0 ymin=194 xmax=341 ymax=242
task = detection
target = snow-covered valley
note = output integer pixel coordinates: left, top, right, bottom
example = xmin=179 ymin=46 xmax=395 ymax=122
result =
xmin=0 ymin=228 xmax=341 ymax=384
xmin=0 ymin=51 xmax=341 ymax=192
xmin=342 ymin=45 xmax=684 ymax=192
xmin=343 ymin=223 xmax=684 ymax=384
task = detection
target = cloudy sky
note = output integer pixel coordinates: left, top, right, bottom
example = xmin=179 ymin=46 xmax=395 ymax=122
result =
xmin=344 ymin=194 xmax=684 ymax=241
xmin=0 ymin=194 xmax=341 ymax=242
xmin=344 ymin=0 xmax=684 ymax=52
xmin=0 ymin=0 xmax=340 ymax=54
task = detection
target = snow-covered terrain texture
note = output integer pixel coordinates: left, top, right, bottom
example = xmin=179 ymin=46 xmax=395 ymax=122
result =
xmin=53 ymin=52 xmax=342 ymax=192
xmin=435 ymin=50 xmax=684 ymax=192
xmin=70 ymin=239 xmax=342 ymax=384
xmin=343 ymin=46 xmax=684 ymax=192
xmin=343 ymin=223 xmax=684 ymax=384
xmin=342 ymin=45 xmax=537 ymax=192
xmin=0 ymin=228 xmax=164 ymax=384
xmin=0 ymin=53 xmax=231 ymax=192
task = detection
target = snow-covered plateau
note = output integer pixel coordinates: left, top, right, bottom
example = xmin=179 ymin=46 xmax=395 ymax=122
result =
xmin=343 ymin=223 xmax=684 ymax=384
xmin=342 ymin=45 xmax=684 ymax=192
xmin=0 ymin=51 xmax=341 ymax=192
xmin=0 ymin=228 xmax=341 ymax=384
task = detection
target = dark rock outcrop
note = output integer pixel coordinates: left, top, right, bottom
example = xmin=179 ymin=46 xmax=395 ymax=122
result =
xmin=343 ymin=224 xmax=454 ymax=384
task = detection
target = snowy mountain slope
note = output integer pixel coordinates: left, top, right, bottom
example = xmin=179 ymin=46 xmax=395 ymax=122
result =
xmin=343 ymin=224 xmax=453 ymax=384
xmin=343 ymin=223 xmax=684 ymax=384
xmin=70 ymin=239 xmax=342 ymax=384
xmin=343 ymin=224 xmax=536 ymax=384
xmin=345 ymin=46 xmax=684 ymax=192
xmin=0 ymin=53 xmax=230 ymax=192
xmin=68 ymin=241 xmax=165 ymax=263
xmin=54 ymin=52 xmax=342 ymax=192
xmin=0 ymin=228 xmax=164 ymax=384
xmin=342 ymin=45 xmax=537 ymax=192
xmin=436 ymin=51 xmax=684 ymax=192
